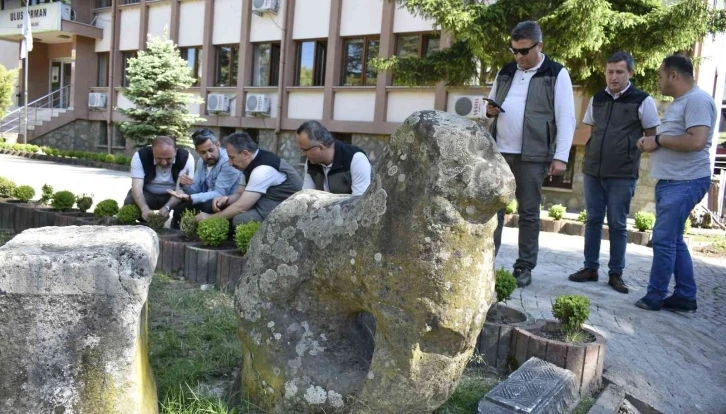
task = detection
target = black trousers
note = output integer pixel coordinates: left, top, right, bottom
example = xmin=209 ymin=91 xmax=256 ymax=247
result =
xmin=170 ymin=199 xmax=216 ymax=229
xmin=124 ymin=189 xmax=171 ymax=210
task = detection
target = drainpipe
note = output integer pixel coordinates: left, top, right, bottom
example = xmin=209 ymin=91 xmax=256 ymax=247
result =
xmin=105 ymin=0 xmax=118 ymax=154
xmin=274 ymin=0 xmax=292 ymax=153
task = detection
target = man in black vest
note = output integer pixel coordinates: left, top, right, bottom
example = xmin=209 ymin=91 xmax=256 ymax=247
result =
xmin=195 ymin=132 xmax=303 ymax=225
xmin=296 ymin=120 xmax=372 ymax=195
xmin=487 ymin=21 xmax=576 ymax=287
xmin=124 ymin=135 xmax=195 ymax=220
xmin=569 ymin=52 xmax=660 ymax=294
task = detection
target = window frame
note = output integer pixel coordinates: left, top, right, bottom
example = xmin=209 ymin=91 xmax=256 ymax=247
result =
xmin=341 ymin=36 xmax=380 ymax=87
xmin=542 ymin=146 xmax=577 ymax=190
xmin=252 ymin=42 xmax=281 ymax=87
xmin=395 ymin=32 xmax=441 ymax=59
xmin=215 ymin=45 xmax=239 ymax=87
xmin=121 ymin=51 xmax=137 ymax=88
xmin=96 ymin=52 xmax=109 ymax=88
xmin=294 ymin=39 xmax=327 ymax=87
xmin=180 ymin=46 xmax=203 ymax=87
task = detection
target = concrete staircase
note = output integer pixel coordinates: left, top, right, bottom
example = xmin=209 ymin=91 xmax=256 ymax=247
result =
xmin=0 ymin=107 xmax=75 ymax=143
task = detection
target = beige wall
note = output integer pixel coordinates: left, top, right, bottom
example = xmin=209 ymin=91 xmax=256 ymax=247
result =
xmin=213 ymin=0 xmax=243 ymax=45
xmin=119 ymin=6 xmax=141 ymax=51
xmin=293 ymin=0 xmax=331 ymax=39
xmin=178 ymin=0 xmax=204 ymax=47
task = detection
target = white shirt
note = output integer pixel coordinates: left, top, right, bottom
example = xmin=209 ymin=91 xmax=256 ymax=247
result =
xmin=130 ymin=151 xmax=195 ymax=194
xmin=243 ymin=150 xmax=287 ymax=194
xmin=302 ymin=152 xmax=372 ymax=196
xmin=582 ymin=83 xmax=661 ymax=130
xmin=487 ymin=54 xmax=576 ymax=163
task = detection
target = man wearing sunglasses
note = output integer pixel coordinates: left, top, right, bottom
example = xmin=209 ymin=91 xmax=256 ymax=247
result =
xmin=296 ymin=120 xmax=372 ymax=196
xmin=488 ymin=21 xmax=576 ymax=288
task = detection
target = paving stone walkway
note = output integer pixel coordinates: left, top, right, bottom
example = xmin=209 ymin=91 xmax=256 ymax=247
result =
xmin=496 ymin=227 xmax=726 ymax=414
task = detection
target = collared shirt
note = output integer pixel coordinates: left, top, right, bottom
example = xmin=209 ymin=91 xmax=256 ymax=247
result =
xmin=182 ymin=148 xmax=242 ymax=204
xmin=487 ymin=54 xmax=576 ymax=163
xmin=302 ymin=152 xmax=372 ymax=195
xmin=582 ymin=82 xmax=660 ymax=129
xmin=130 ymin=152 xmax=195 ymax=195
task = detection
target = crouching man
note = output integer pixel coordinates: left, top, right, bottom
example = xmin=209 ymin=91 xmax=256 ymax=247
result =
xmin=195 ymin=132 xmax=303 ymax=225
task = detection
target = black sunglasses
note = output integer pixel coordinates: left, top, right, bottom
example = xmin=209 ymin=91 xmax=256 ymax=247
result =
xmin=508 ymin=43 xmax=539 ymax=56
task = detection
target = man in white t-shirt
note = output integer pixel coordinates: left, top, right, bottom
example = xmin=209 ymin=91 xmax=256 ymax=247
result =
xmin=296 ymin=120 xmax=372 ymax=196
xmin=124 ymin=136 xmax=195 ymax=221
xmin=195 ymin=132 xmax=303 ymax=226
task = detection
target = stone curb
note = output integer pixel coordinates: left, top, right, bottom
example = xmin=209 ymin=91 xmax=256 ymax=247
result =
xmin=587 ymin=383 xmax=625 ymax=414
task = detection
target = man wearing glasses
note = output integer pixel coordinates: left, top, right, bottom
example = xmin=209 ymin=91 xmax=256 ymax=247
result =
xmin=487 ymin=20 xmax=576 ymax=288
xmin=296 ymin=120 xmax=372 ymax=196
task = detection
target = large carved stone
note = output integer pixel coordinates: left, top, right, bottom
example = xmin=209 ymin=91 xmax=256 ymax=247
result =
xmin=0 ymin=226 xmax=159 ymax=414
xmin=234 ymin=110 xmax=516 ymax=413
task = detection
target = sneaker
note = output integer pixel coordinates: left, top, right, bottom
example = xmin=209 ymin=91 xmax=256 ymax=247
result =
xmin=568 ymin=268 xmax=599 ymax=282
xmin=662 ymin=294 xmax=697 ymax=313
xmin=635 ymin=294 xmax=663 ymax=311
xmin=513 ymin=267 xmax=532 ymax=287
xmin=608 ymin=273 xmax=629 ymax=294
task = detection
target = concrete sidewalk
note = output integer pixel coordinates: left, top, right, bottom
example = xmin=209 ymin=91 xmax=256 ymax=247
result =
xmin=496 ymin=227 xmax=726 ymax=414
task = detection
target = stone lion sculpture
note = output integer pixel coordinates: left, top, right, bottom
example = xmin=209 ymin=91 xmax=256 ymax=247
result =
xmin=234 ymin=110 xmax=516 ymax=413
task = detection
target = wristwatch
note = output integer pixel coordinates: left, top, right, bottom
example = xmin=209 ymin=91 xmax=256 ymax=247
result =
xmin=654 ymin=134 xmax=661 ymax=146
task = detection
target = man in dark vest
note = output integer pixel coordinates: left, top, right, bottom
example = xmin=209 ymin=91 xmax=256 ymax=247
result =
xmin=296 ymin=120 xmax=372 ymax=195
xmin=568 ymin=52 xmax=660 ymax=294
xmin=195 ymin=132 xmax=303 ymax=225
xmin=487 ymin=20 xmax=576 ymax=288
xmin=124 ymin=135 xmax=195 ymax=221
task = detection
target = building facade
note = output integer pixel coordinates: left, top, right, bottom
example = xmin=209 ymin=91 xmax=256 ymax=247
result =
xmin=0 ymin=0 xmax=724 ymax=214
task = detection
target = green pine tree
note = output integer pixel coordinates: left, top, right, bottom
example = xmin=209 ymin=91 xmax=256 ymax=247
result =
xmin=118 ymin=35 xmax=204 ymax=148
xmin=374 ymin=0 xmax=726 ymax=97
xmin=0 ymin=64 xmax=17 ymax=119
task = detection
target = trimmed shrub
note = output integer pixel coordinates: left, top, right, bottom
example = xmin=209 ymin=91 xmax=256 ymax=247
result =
xmin=39 ymin=184 xmax=54 ymax=205
xmin=235 ymin=221 xmax=261 ymax=254
xmin=577 ymin=209 xmax=587 ymax=223
xmin=180 ymin=209 xmax=198 ymax=241
xmin=104 ymin=154 xmax=116 ymax=163
xmin=117 ymin=204 xmax=141 ymax=225
xmin=495 ymin=267 xmax=517 ymax=303
xmin=197 ymin=217 xmax=230 ymax=247
xmin=634 ymin=211 xmax=656 ymax=232
xmin=552 ymin=294 xmax=591 ymax=334
xmin=145 ymin=212 xmax=167 ymax=231
xmin=548 ymin=204 xmax=566 ymax=220
xmin=13 ymin=185 xmax=35 ymax=203
xmin=0 ymin=177 xmax=17 ymax=198
xmin=76 ymin=193 xmax=93 ymax=213
xmin=51 ymin=190 xmax=76 ymax=212
xmin=94 ymin=199 xmax=120 ymax=218
xmin=505 ymin=199 xmax=518 ymax=215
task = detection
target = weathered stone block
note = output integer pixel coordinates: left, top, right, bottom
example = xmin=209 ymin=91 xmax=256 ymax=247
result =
xmin=0 ymin=226 xmax=159 ymax=414
xmin=477 ymin=357 xmax=579 ymax=414
xmin=235 ymin=110 xmax=516 ymax=413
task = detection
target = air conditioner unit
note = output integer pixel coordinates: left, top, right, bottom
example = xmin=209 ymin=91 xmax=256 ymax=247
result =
xmin=251 ymin=0 xmax=279 ymax=15
xmin=451 ymin=95 xmax=486 ymax=119
xmin=88 ymin=92 xmax=107 ymax=109
xmin=207 ymin=94 xmax=231 ymax=113
xmin=246 ymin=94 xmax=271 ymax=116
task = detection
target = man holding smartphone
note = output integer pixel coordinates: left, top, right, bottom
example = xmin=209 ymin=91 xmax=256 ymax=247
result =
xmin=487 ymin=20 xmax=576 ymax=288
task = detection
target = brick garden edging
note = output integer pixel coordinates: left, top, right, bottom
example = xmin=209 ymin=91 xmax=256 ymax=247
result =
xmin=0 ymin=148 xmax=131 ymax=172
xmin=475 ymin=303 xmax=534 ymax=373
xmin=511 ymin=321 xmax=606 ymax=397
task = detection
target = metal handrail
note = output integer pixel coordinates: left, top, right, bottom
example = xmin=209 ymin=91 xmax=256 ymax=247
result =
xmin=0 ymin=84 xmax=72 ymax=139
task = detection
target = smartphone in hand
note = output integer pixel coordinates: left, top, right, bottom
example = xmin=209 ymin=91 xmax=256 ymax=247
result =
xmin=483 ymin=98 xmax=506 ymax=113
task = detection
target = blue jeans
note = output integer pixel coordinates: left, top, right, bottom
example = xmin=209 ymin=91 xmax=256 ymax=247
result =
xmin=583 ymin=174 xmax=636 ymax=275
xmin=647 ymin=177 xmax=711 ymax=300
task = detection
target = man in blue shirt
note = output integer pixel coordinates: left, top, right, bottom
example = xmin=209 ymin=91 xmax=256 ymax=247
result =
xmin=165 ymin=128 xmax=242 ymax=229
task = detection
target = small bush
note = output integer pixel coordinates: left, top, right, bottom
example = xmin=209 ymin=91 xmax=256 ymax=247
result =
xmin=552 ymin=294 xmax=591 ymax=335
xmin=235 ymin=221 xmax=261 ymax=254
xmin=505 ymin=199 xmax=518 ymax=215
xmin=94 ymin=199 xmax=120 ymax=218
xmin=145 ymin=212 xmax=167 ymax=232
xmin=495 ymin=267 xmax=517 ymax=303
xmin=51 ymin=190 xmax=76 ymax=212
xmin=39 ymin=184 xmax=54 ymax=205
xmin=180 ymin=209 xmax=198 ymax=241
xmin=95 ymin=153 xmax=106 ymax=162
xmin=115 ymin=155 xmax=128 ymax=165
xmin=0 ymin=177 xmax=17 ymax=198
xmin=28 ymin=145 xmax=40 ymax=153
xmin=117 ymin=204 xmax=140 ymax=224
xmin=13 ymin=185 xmax=35 ymax=203
xmin=634 ymin=211 xmax=656 ymax=232
xmin=548 ymin=204 xmax=566 ymax=220
xmin=76 ymin=193 xmax=93 ymax=212
xmin=198 ymin=217 xmax=230 ymax=247
xmin=104 ymin=154 xmax=116 ymax=163
xmin=577 ymin=209 xmax=587 ymax=223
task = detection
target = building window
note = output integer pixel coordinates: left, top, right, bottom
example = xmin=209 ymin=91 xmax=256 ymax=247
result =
xmin=396 ymin=33 xmax=440 ymax=59
xmin=180 ymin=47 xmax=202 ymax=87
xmin=215 ymin=45 xmax=239 ymax=87
xmin=342 ymin=37 xmax=379 ymax=86
xmin=121 ymin=51 xmax=136 ymax=87
xmin=243 ymin=128 xmax=260 ymax=144
xmin=95 ymin=0 xmax=112 ymax=8
xmin=543 ymin=147 xmax=577 ymax=190
xmin=332 ymin=132 xmax=352 ymax=144
xmin=252 ymin=43 xmax=281 ymax=87
xmin=124 ymin=0 xmax=140 ymax=4
xmin=97 ymin=52 xmax=109 ymax=87
xmin=219 ymin=127 xmax=236 ymax=139
xmin=294 ymin=40 xmax=326 ymax=86
xmin=112 ymin=125 xmax=126 ymax=148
